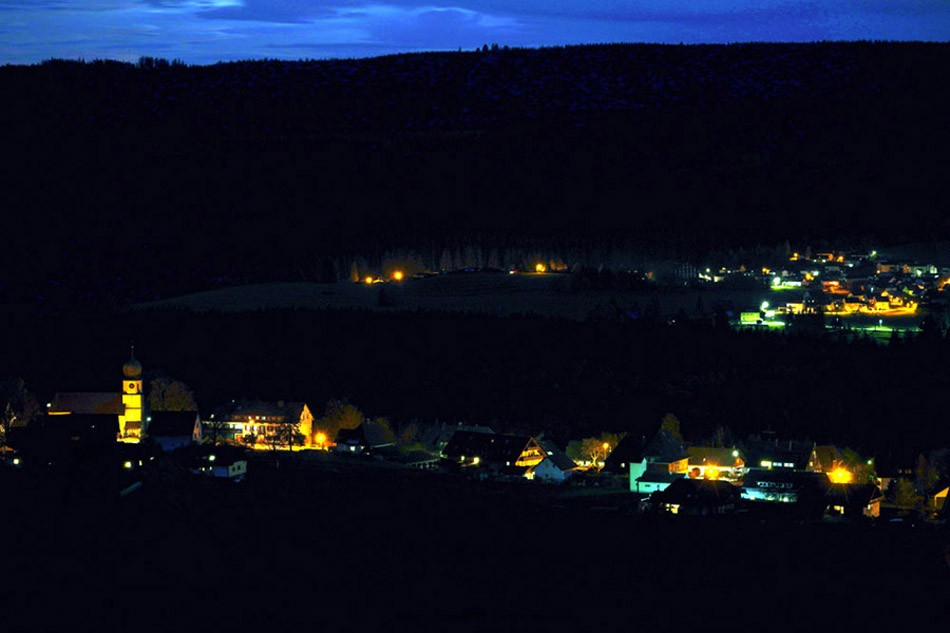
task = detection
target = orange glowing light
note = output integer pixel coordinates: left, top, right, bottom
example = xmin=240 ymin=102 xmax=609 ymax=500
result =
xmin=393 ymin=271 xmax=404 ymax=281
xmin=315 ymin=432 xmax=327 ymax=445
xmin=828 ymin=468 xmax=853 ymax=484
xmin=535 ymin=263 xmax=546 ymax=273
xmin=364 ymin=277 xmax=374 ymax=284
xmin=705 ymin=468 xmax=720 ymax=480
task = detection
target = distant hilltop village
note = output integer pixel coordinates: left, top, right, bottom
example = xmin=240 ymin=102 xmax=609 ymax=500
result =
xmin=704 ymin=248 xmax=949 ymax=331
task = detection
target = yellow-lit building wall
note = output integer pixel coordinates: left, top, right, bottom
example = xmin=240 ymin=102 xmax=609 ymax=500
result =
xmin=119 ymin=379 xmax=143 ymax=438
xmin=299 ymin=405 xmax=313 ymax=447
xmin=515 ymin=439 xmax=546 ymax=467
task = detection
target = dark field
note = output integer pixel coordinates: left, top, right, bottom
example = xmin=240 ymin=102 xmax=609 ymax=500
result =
xmin=136 ymin=274 xmax=772 ymax=320
xmin=5 ymin=301 xmax=950 ymax=454
xmin=3 ymin=456 xmax=947 ymax=630
xmin=140 ymin=276 xmax=927 ymax=333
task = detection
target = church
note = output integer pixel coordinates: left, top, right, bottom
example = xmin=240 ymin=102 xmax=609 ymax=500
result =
xmin=49 ymin=349 xmax=148 ymax=442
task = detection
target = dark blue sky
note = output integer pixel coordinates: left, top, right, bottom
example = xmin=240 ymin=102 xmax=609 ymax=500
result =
xmin=1 ymin=1 xmax=947 ymax=65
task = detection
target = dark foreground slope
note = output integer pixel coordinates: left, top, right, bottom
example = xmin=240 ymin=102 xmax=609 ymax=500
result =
xmin=2 ymin=42 xmax=949 ymax=302
xmin=2 ymin=460 xmax=947 ymax=630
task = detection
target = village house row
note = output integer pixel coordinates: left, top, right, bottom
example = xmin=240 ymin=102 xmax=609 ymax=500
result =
xmin=3 ymin=351 xmax=947 ymax=521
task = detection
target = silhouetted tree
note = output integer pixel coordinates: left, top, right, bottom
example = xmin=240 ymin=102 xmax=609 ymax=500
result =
xmin=318 ymin=399 xmax=365 ymax=443
xmin=148 ymin=375 xmax=197 ymax=412
xmin=0 ymin=378 xmax=39 ymax=449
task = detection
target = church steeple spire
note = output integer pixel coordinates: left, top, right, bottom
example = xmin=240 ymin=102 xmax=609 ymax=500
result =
xmin=119 ymin=347 xmax=144 ymax=441
xmin=123 ymin=344 xmax=142 ymax=378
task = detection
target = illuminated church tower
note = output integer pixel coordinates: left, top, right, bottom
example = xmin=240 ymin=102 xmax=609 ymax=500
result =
xmin=118 ymin=348 xmax=144 ymax=441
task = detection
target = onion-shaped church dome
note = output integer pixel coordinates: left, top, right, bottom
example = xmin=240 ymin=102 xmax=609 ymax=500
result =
xmin=123 ymin=353 xmax=142 ymax=378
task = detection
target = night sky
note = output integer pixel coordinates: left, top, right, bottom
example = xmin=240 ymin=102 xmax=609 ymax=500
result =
xmin=1 ymin=0 xmax=948 ymax=65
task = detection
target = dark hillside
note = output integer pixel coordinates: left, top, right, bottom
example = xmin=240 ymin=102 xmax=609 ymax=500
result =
xmin=6 ymin=306 xmax=950 ymax=454
xmin=2 ymin=42 xmax=949 ymax=302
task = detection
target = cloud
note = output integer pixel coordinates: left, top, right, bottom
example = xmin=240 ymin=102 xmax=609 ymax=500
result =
xmin=0 ymin=0 xmax=122 ymax=9
xmin=351 ymin=5 xmax=519 ymax=49
xmin=0 ymin=0 xmax=237 ymax=10
xmin=195 ymin=0 xmax=334 ymax=23
xmin=1 ymin=0 xmax=948 ymax=65
xmin=137 ymin=0 xmax=241 ymax=8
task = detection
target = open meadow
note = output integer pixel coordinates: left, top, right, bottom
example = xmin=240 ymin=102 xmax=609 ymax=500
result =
xmin=136 ymin=273 xmax=781 ymax=321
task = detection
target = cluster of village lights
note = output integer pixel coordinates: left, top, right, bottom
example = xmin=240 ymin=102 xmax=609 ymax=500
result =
xmin=828 ymin=468 xmax=854 ymax=484
xmin=364 ymin=271 xmax=405 ymax=284
xmin=361 ymin=263 xmax=553 ymax=284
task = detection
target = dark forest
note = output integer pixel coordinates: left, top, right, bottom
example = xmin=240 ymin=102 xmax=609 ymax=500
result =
xmin=2 ymin=41 xmax=949 ymax=303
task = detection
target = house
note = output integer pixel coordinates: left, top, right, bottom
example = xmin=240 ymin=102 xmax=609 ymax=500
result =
xmin=179 ymin=445 xmax=247 ymax=480
xmin=442 ymin=430 xmax=546 ymax=469
xmin=741 ymin=469 xmax=830 ymax=507
xmin=213 ymin=400 xmax=314 ymax=448
xmin=614 ymin=428 xmax=689 ymax=494
xmin=875 ymin=451 xmax=915 ymax=494
xmin=532 ymin=449 xmax=579 ymax=483
xmin=842 ymin=296 xmax=865 ymax=312
xmin=213 ymin=457 xmax=247 ymax=480
xmin=333 ymin=420 xmax=396 ymax=454
xmin=933 ymin=484 xmax=949 ymax=514
xmin=813 ymin=445 xmax=842 ymax=474
xmin=653 ymin=478 xmax=742 ymax=515
xmin=686 ymin=446 xmax=744 ymax=481
xmin=824 ymin=484 xmax=884 ymax=519
xmin=334 ymin=426 xmax=368 ymax=454
xmin=634 ymin=471 xmax=686 ymax=494
xmin=421 ymin=422 xmax=495 ymax=454
xmin=148 ymin=411 xmax=202 ymax=453
xmin=744 ymin=438 xmax=818 ymax=472
xmin=920 ymin=479 xmax=950 ymax=517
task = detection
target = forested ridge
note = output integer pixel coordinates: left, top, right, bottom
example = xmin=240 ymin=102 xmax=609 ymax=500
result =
xmin=2 ymin=41 xmax=948 ymax=303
